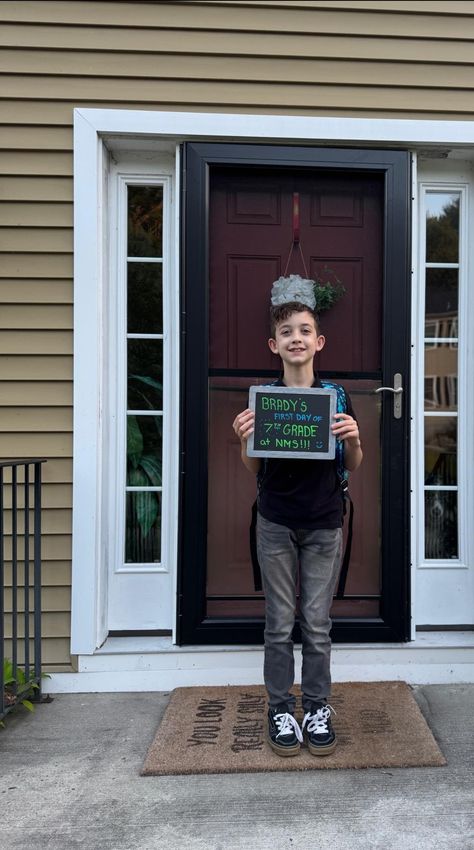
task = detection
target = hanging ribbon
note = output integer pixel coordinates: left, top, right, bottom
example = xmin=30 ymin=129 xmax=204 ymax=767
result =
xmin=283 ymin=192 xmax=309 ymax=278
xmin=292 ymin=191 xmax=300 ymax=243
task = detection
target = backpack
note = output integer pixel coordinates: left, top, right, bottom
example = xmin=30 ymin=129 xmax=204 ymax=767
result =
xmin=249 ymin=380 xmax=354 ymax=599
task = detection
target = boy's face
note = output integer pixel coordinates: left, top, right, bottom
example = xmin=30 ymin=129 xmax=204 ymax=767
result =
xmin=268 ymin=309 xmax=325 ymax=367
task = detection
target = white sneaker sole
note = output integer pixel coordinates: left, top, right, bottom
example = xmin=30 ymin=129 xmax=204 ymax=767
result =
xmin=268 ymin=734 xmax=301 ymax=757
xmin=307 ymin=738 xmax=337 ymax=757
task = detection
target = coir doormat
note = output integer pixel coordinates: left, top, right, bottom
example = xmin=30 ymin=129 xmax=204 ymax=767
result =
xmin=141 ymin=682 xmax=446 ymax=775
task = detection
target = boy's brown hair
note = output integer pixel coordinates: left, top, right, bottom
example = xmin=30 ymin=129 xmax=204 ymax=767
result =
xmin=269 ymin=302 xmax=321 ymax=339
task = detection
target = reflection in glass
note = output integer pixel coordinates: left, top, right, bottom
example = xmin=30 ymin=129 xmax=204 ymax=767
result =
xmin=125 ymin=491 xmax=161 ymax=563
xmin=425 ymin=268 xmax=458 ymax=335
xmin=425 ymin=193 xmax=459 ymax=263
xmin=127 ymin=263 xmax=163 ymax=334
xmin=424 ymin=343 xmax=457 ymax=411
xmin=127 ymin=185 xmax=163 ymax=257
xmin=127 ymin=340 xmax=163 ymax=409
xmin=425 ymin=490 xmax=457 ymax=559
xmin=425 ymin=269 xmax=458 ymax=345
xmin=425 ymin=416 xmax=457 ymax=485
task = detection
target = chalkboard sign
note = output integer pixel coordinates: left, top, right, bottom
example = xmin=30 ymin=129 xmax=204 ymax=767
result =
xmin=247 ymin=385 xmax=337 ymax=459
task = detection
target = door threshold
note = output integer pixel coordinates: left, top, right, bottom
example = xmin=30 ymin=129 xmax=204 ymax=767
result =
xmin=46 ymin=631 xmax=474 ymax=691
xmin=412 ymin=630 xmax=474 ymax=647
xmin=94 ymin=630 xmax=474 ymax=655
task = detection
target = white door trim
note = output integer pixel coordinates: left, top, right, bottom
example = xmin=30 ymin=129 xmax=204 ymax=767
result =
xmin=71 ymin=114 xmax=108 ymax=654
xmin=414 ymin=160 xmax=474 ymax=626
xmin=72 ymin=108 xmax=474 ymax=656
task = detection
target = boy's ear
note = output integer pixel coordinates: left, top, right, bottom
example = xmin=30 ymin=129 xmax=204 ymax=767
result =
xmin=268 ymin=337 xmax=279 ymax=355
xmin=316 ymin=334 xmax=326 ymax=352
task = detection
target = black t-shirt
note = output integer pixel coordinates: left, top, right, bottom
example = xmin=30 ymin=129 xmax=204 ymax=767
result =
xmin=256 ymin=376 xmax=356 ymax=530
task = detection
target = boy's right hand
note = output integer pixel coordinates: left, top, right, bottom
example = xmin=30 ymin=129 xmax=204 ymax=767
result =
xmin=233 ymin=408 xmax=255 ymax=443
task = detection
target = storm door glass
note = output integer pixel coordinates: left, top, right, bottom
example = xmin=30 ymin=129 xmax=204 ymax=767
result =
xmin=207 ymin=168 xmax=384 ymax=621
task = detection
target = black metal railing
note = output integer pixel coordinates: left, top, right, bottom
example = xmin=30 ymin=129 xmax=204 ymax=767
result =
xmin=0 ymin=459 xmax=46 ymax=723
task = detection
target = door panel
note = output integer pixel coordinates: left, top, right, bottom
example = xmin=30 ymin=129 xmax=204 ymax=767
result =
xmin=209 ymin=171 xmax=382 ymax=374
xmin=207 ymin=377 xmax=382 ymax=621
xmin=179 ymin=143 xmax=410 ymax=645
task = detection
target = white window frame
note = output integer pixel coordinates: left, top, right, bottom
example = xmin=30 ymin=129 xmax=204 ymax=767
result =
xmin=72 ymin=109 xmax=474 ymax=654
xmin=96 ymin=162 xmax=180 ymax=635
xmin=109 ymin=171 xmax=172 ymax=576
xmin=415 ymin=175 xmax=471 ymax=573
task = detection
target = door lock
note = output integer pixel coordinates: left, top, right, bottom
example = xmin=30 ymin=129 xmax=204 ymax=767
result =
xmin=374 ymin=373 xmax=403 ymax=419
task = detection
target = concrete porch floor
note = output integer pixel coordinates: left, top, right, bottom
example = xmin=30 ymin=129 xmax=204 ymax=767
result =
xmin=1 ymin=685 xmax=473 ymax=850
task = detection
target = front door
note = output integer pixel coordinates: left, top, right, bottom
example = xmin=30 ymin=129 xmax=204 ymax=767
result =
xmin=179 ymin=143 xmax=410 ymax=645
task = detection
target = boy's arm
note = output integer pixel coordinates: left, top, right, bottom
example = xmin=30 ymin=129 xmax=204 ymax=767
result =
xmin=233 ymin=408 xmax=262 ymax=475
xmin=331 ymin=413 xmax=363 ymax=472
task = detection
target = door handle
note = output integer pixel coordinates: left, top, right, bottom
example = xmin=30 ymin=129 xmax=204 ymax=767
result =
xmin=374 ymin=373 xmax=403 ymax=419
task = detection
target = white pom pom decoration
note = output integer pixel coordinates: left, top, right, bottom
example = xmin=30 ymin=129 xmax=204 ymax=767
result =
xmin=270 ymin=275 xmax=316 ymax=310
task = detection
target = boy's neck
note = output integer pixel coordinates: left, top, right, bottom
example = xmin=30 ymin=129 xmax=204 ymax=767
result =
xmin=281 ymin=362 xmax=315 ymax=387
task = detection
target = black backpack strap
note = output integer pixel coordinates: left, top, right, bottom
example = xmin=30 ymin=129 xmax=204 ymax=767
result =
xmin=250 ymin=499 xmax=262 ymax=592
xmin=325 ymin=380 xmax=354 ymax=600
xmin=336 ymin=481 xmax=354 ymax=600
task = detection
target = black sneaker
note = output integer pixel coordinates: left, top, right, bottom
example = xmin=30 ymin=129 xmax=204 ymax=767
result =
xmin=267 ymin=706 xmax=303 ymax=757
xmin=302 ymin=702 xmax=337 ymax=756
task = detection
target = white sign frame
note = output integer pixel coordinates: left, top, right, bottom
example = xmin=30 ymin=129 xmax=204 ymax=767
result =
xmin=247 ymin=385 xmax=337 ymax=459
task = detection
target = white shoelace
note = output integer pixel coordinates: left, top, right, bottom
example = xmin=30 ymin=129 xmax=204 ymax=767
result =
xmin=302 ymin=704 xmax=336 ymax=735
xmin=274 ymin=712 xmax=303 ymax=743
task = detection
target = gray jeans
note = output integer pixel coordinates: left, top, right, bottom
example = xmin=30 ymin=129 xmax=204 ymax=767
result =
xmin=256 ymin=513 xmax=343 ymax=713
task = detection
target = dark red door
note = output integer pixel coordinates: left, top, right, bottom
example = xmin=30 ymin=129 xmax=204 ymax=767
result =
xmin=179 ymin=143 xmax=411 ymax=645
xmin=207 ymin=168 xmax=383 ymax=620
xmin=209 ymin=170 xmax=382 ymax=374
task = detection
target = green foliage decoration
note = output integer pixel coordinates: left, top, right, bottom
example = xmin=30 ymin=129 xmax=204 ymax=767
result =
xmin=1 ymin=659 xmax=49 ymax=727
xmin=127 ymin=415 xmax=162 ymax=539
xmin=313 ymin=267 xmax=346 ymax=313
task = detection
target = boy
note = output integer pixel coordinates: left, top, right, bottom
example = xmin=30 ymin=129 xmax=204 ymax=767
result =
xmin=232 ymin=276 xmax=362 ymax=757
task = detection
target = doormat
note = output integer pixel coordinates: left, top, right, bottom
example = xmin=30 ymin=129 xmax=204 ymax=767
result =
xmin=141 ymin=682 xmax=446 ymax=776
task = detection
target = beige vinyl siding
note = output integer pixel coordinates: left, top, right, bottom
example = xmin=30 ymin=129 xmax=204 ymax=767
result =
xmin=0 ymin=16 xmax=73 ymax=667
xmin=1 ymin=0 xmax=474 ymax=670
xmin=0 ymin=354 xmax=72 ymax=379
xmin=3 ymin=2 xmax=474 ymax=119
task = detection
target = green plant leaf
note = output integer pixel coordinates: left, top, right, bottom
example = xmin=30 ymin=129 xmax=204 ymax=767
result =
xmin=2 ymin=658 xmax=46 ymax=726
xmin=313 ymin=267 xmax=346 ymax=313
xmin=127 ymin=466 xmax=149 ymax=487
xmin=134 ymin=491 xmax=159 ymax=537
xmin=15 ymin=667 xmax=27 ymax=686
xmin=139 ymin=454 xmax=162 ymax=486
xmin=3 ymin=658 xmax=15 ymax=685
xmin=127 ymin=416 xmax=143 ymax=469
xmin=16 ymin=680 xmax=39 ymax=694
xmin=130 ymin=374 xmax=162 ymax=392
xmin=129 ymin=376 xmax=163 ymax=410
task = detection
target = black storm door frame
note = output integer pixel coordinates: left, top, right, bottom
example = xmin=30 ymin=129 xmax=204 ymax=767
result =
xmin=178 ymin=142 xmax=411 ymax=645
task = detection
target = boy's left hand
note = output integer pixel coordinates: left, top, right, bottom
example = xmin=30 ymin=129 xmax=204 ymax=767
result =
xmin=331 ymin=413 xmax=360 ymax=448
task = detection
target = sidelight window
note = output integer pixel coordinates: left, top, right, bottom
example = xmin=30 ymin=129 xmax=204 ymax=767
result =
xmin=422 ymin=189 xmax=463 ymax=561
xmin=103 ymin=162 xmax=177 ymax=633
xmin=125 ymin=185 xmax=164 ymax=565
